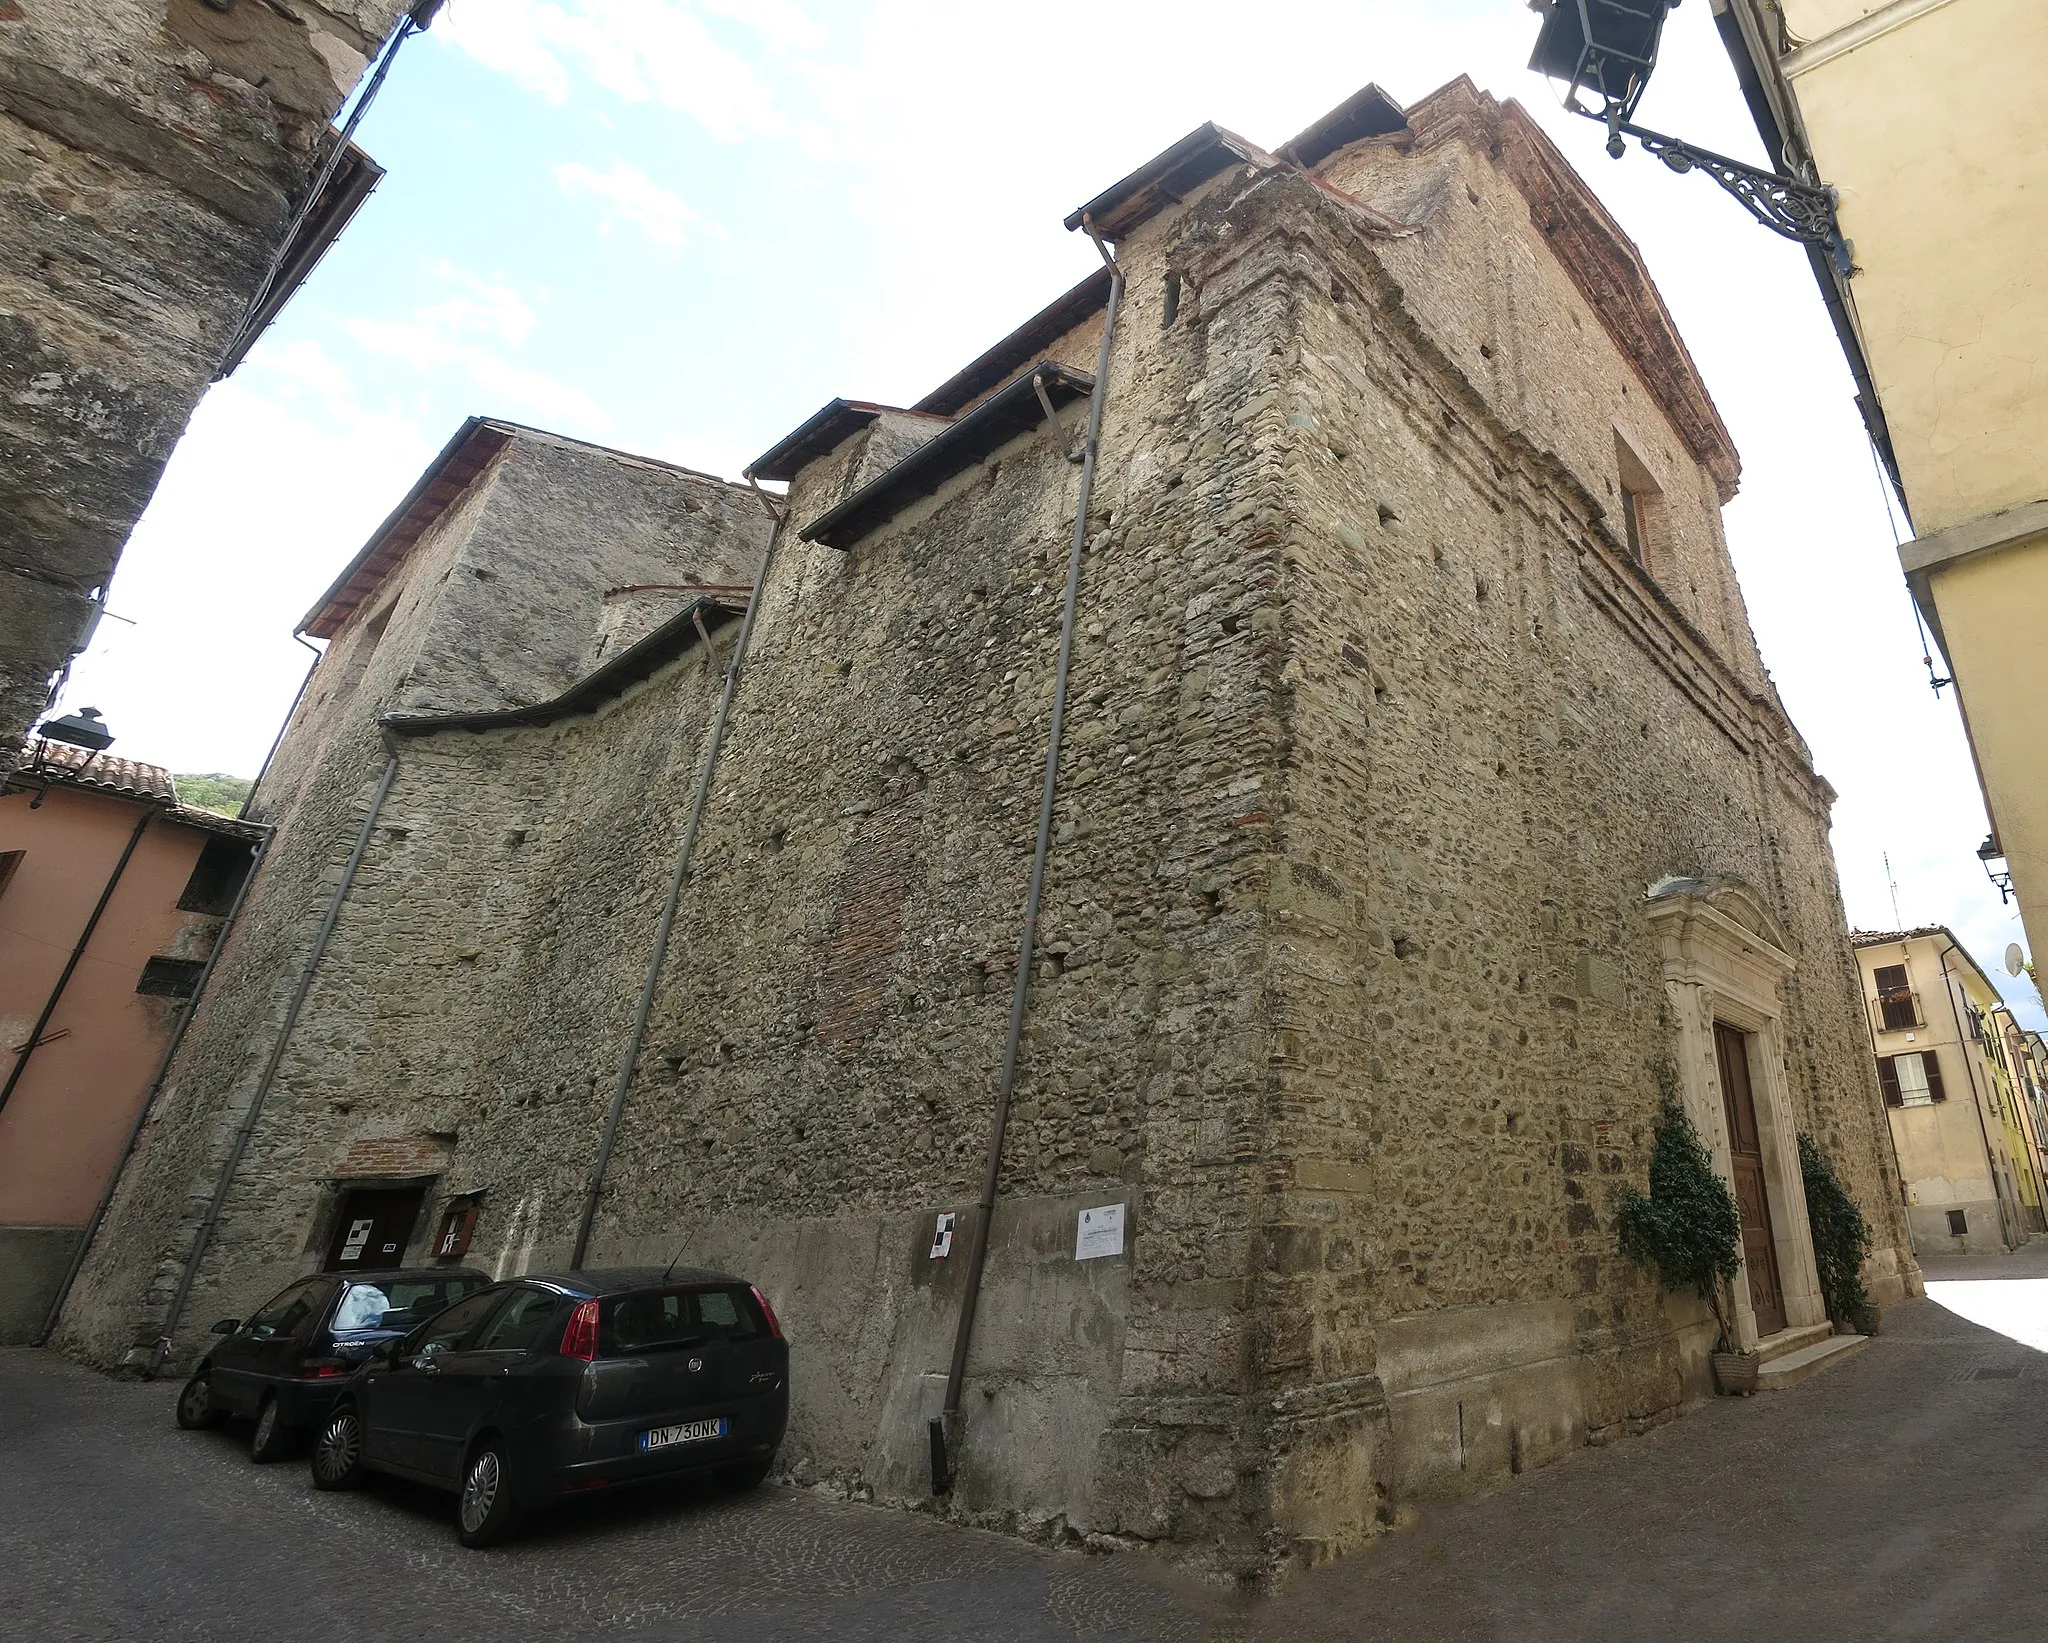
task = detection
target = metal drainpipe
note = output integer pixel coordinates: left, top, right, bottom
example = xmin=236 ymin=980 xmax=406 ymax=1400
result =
xmin=569 ymin=521 xmax=786 ymax=1270
xmin=150 ymin=736 xmax=401 ymax=1373
xmin=1937 ymin=944 xmax=2017 ymax=1252
xmin=238 ymin=632 xmax=322 ymax=821
xmin=0 ymin=805 xmax=154 ymax=1116
xmin=931 ymin=220 xmax=1123 ymax=1494
xmin=36 ymin=824 xmax=273 ymax=1346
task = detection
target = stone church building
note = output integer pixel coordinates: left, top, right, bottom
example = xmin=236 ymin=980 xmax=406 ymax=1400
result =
xmin=59 ymin=80 xmax=1918 ymax=1579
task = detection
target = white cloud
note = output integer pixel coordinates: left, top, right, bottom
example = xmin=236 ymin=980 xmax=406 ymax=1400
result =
xmin=553 ymin=157 xmax=706 ymax=251
xmin=440 ymin=0 xmax=792 ymax=141
xmin=344 ymin=264 xmax=605 ymax=429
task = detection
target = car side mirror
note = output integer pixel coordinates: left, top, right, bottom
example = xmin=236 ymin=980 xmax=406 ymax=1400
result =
xmin=375 ymin=1338 xmax=402 ymax=1363
xmin=211 ymin=1318 xmax=240 ymax=1335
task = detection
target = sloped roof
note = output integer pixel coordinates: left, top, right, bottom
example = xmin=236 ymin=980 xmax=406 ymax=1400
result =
xmin=799 ymin=364 xmax=1093 ymax=550
xmin=301 ymin=417 xmax=513 ymax=640
xmin=15 ymin=741 xmax=174 ymax=803
xmin=1062 ymin=122 xmax=1277 ymax=239
xmin=913 ymin=268 xmax=1114 ymax=416
xmin=745 ymin=400 xmax=948 ymax=485
xmin=6 ymin=742 xmax=266 ymax=839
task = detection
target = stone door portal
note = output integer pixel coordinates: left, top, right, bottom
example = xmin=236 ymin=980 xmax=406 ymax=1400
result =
xmin=1713 ymin=1022 xmax=1787 ymax=1335
xmin=322 ymin=1185 xmax=425 ymax=1273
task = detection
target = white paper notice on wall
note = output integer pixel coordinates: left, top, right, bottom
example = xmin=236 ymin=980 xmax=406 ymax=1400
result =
xmin=1075 ymin=1203 xmax=1125 ymax=1261
xmin=930 ymin=1211 xmax=955 ymax=1259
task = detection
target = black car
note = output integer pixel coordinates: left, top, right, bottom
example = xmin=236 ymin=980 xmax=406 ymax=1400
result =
xmin=308 ymin=1266 xmax=788 ymax=1547
xmin=176 ymin=1268 xmax=490 ymax=1460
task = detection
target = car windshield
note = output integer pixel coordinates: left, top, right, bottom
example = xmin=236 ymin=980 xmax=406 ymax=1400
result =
xmin=335 ymin=1275 xmax=484 ymax=1333
xmin=598 ymin=1287 xmax=765 ymax=1355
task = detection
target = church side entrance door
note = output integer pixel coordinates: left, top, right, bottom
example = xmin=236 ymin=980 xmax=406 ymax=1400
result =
xmin=1714 ymin=1021 xmax=1787 ymax=1336
xmin=323 ymin=1186 xmax=425 ymax=1273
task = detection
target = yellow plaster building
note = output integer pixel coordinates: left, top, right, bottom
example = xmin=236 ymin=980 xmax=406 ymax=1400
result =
xmin=1852 ymin=928 xmax=2046 ymax=1253
xmin=1715 ymin=1 xmax=2048 ymax=957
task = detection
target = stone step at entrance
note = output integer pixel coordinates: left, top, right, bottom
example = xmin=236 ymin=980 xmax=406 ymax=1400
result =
xmin=1757 ymin=1334 xmax=1869 ymax=1391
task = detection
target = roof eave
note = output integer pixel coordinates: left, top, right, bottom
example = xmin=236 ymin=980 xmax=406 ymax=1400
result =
xmin=799 ymin=363 xmax=1094 ymax=551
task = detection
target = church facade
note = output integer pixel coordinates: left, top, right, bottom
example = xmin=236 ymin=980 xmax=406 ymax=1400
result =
xmin=60 ymin=80 xmax=1917 ymax=1581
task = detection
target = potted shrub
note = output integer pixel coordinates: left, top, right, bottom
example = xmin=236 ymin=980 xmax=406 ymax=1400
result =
xmin=1618 ymin=1091 xmax=1755 ymax=1393
xmin=1799 ymin=1132 xmax=1877 ymax=1336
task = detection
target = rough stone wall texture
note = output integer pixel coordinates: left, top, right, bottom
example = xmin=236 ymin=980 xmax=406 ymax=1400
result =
xmin=62 ymin=83 xmax=1913 ymax=1585
xmin=54 ymin=431 xmax=767 ymax=1362
xmin=0 ymin=0 xmax=409 ymax=748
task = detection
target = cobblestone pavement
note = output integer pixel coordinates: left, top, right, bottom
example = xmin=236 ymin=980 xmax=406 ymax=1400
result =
xmin=7 ymin=1263 xmax=2045 ymax=1643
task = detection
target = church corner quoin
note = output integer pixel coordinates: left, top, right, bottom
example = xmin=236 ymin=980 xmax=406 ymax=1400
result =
xmin=56 ymin=79 xmax=1919 ymax=1583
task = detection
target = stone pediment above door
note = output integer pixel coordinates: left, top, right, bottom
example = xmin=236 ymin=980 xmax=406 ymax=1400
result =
xmin=1645 ymin=875 xmax=1793 ymax=1001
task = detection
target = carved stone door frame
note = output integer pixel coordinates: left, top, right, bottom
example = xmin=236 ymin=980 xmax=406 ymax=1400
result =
xmin=1645 ymin=876 xmax=1826 ymax=1347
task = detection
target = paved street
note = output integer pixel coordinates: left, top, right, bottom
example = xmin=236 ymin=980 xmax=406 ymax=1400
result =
xmin=8 ymin=1252 xmax=2047 ymax=1643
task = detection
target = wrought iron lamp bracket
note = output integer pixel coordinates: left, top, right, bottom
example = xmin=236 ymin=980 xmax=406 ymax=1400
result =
xmin=1599 ymin=107 xmax=1850 ymax=273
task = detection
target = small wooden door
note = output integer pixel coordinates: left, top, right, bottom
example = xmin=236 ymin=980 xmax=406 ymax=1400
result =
xmin=1714 ymin=1022 xmax=1787 ymax=1336
xmin=323 ymin=1186 xmax=425 ymax=1273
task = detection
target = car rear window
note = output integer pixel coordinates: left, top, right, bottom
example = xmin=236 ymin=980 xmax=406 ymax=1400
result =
xmin=598 ymin=1286 xmax=764 ymax=1355
xmin=335 ymin=1275 xmax=487 ymax=1333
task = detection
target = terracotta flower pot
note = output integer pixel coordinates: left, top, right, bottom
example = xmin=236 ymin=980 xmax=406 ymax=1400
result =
xmin=1711 ymin=1349 xmax=1760 ymax=1396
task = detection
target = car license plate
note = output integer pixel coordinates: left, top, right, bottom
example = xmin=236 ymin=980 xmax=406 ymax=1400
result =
xmin=641 ymin=1417 xmax=727 ymax=1451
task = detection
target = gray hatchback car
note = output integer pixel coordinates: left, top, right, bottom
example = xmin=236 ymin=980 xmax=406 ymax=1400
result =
xmin=309 ymin=1266 xmax=789 ymax=1546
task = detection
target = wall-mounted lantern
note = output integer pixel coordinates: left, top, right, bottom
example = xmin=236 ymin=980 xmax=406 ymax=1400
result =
xmin=1526 ymin=0 xmax=1849 ymax=271
xmin=37 ymin=706 xmax=114 ymax=751
xmin=1978 ymin=836 xmax=2015 ymax=905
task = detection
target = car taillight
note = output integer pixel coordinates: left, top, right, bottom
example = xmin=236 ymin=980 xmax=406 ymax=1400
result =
xmin=294 ymin=1359 xmax=348 ymax=1379
xmin=749 ymin=1285 xmax=783 ymax=1340
xmin=561 ymin=1298 xmax=600 ymax=1360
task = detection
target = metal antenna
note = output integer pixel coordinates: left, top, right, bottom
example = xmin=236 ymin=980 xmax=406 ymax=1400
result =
xmin=1885 ymin=852 xmax=1903 ymax=930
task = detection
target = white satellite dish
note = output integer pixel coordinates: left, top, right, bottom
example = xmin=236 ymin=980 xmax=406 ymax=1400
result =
xmin=2006 ymin=942 xmax=2026 ymax=977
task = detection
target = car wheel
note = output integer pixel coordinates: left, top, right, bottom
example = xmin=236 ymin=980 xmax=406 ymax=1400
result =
xmin=456 ymin=1438 xmax=523 ymax=1548
xmin=310 ymin=1405 xmax=367 ymax=1491
xmin=250 ymin=1394 xmax=297 ymax=1462
xmin=175 ymin=1368 xmax=224 ymax=1431
xmin=716 ymin=1456 xmax=774 ymax=1493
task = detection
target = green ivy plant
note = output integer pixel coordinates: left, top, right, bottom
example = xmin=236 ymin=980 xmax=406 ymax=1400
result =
xmin=1618 ymin=1093 xmax=1745 ymax=1353
xmin=1798 ymin=1132 xmax=1873 ymax=1330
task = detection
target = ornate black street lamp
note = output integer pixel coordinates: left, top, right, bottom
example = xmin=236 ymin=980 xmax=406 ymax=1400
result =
xmin=1527 ymin=1 xmax=1850 ymax=273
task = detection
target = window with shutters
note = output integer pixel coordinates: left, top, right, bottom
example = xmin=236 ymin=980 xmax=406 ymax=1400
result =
xmin=1871 ymin=963 xmax=1921 ymax=1031
xmin=1878 ymin=1050 xmax=1946 ymax=1107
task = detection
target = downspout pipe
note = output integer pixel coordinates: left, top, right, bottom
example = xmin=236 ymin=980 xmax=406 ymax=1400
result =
xmin=931 ymin=219 xmax=1123 ymax=1494
xmin=151 ymin=736 xmax=401 ymax=1373
xmin=37 ymin=823 xmax=273 ymax=1346
xmin=0 ymin=805 xmax=154 ymax=1116
xmin=1937 ymin=943 xmax=2017 ymax=1252
xmin=568 ymin=487 xmax=787 ymax=1269
xmin=238 ymin=632 xmax=322 ymax=820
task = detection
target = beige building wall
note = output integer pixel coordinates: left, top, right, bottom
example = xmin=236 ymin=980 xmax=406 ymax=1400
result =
xmin=1720 ymin=1 xmax=2048 ymax=960
xmin=1853 ymin=928 xmax=2036 ymax=1253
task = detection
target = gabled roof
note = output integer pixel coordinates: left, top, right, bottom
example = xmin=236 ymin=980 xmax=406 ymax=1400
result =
xmin=913 ymin=268 xmax=1114 ymax=416
xmin=800 ymin=364 xmax=1093 ymax=550
xmin=745 ymin=399 xmax=947 ymax=485
xmin=302 ymin=420 xmax=752 ymax=641
xmin=1062 ymin=122 xmax=1276 ymax=239
xmin=301 ymin=417 xmax=513 ymax=640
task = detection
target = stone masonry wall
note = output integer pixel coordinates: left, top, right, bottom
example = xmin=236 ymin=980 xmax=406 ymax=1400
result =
xmin=55 ymin=432 xmax=766 ymax=1363
xmin=0 ymin=0 xmax=410 ymax=746
xmin=61 ymin=83 xmax=1912 ymax=1586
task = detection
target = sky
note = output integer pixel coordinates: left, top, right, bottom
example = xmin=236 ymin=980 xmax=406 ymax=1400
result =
xmin=57 ymin=0 xmax=2041 ymax=1024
